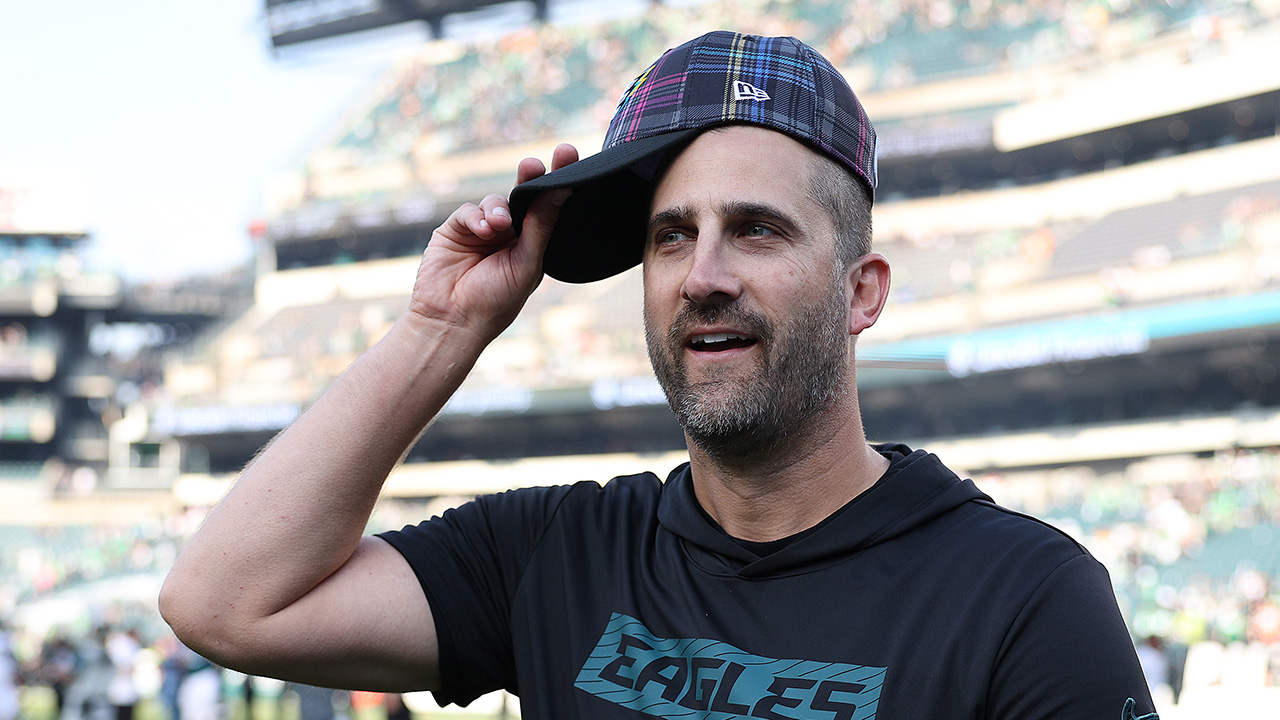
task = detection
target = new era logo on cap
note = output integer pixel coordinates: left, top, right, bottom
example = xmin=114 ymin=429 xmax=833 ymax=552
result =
xmin=733 ymin=80 xmax=771 ymax=102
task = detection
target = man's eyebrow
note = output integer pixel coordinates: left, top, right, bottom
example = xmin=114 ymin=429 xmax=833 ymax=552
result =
xmin=648 ymin=206 xmax=694 ymax=234
xmin=648 ymin=201 xmax=798 ymax=233
xmin=721 ymin=199 xmax=788 ymax=222
xmin=718 ymin=200 xmax=798 ymax=230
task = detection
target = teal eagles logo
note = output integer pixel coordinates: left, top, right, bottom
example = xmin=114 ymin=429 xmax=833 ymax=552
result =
xmin=576 ymin=613 xmax=886 ymax=719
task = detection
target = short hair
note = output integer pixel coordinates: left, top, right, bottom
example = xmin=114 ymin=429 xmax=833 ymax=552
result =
xmin=805 ymin=152 xmax=873 ymax=267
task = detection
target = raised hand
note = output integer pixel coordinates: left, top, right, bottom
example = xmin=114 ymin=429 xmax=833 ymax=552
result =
xmin=161 ymin=141 xmax=583 ymax=693
xmin=410 ymin=143 xmax=580 ymax=342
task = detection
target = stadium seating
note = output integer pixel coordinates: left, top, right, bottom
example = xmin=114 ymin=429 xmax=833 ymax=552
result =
xmin=315 ymin=0 xmax=1264 ymax=169
xmin=221 ymin=149 xmax=1280 ymax=411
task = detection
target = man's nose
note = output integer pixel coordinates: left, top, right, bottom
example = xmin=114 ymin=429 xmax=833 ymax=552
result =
xmin=680 ymin=237 xmax=742 ymax=305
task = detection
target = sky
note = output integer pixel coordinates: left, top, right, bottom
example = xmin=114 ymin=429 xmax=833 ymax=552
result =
xmin=0 ymin=0 xmax=429 ymax=282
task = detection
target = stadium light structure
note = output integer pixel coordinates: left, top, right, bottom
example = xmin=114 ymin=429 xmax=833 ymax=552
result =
xmin=265 ymin=0 xmax=549 ymax=46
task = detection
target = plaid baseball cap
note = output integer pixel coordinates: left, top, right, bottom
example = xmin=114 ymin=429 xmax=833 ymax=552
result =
xmin=509 ymin=30 xmax=878 ymax=283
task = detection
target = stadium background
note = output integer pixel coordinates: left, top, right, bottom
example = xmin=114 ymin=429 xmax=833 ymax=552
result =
xmin=3 ymin=0 xmax=1280 ymax=718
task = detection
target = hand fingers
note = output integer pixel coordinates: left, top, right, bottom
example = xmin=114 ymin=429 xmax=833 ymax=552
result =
xmin=516 ymin=157 xmax=547 ymax=186
xmin=441 ymin=195 xmax=509 ymax=243
xmin=515 ymin=144 xmax=578 ymax=186
xmin=443 ymin=144 xmax=577 ymax=258
xmin=512 ymin=146 xmax=579 ymax=261
xmin=477 ymin=194 xmax=513 ymax=233
xmin=440 ymin=202 xmax=486 ymax=240
xmin=550 ymin=143 xmax=579 ymax=172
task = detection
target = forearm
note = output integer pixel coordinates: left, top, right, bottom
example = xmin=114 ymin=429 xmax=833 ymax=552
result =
xmin=158 ymin=146 xmax=575 ymax=683
xmin=159 ymin=312 xmax=484 ymax=652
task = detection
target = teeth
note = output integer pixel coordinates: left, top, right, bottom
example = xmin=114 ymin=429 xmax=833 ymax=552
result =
xmin=693 ymin=333 xmax=747 ymax=344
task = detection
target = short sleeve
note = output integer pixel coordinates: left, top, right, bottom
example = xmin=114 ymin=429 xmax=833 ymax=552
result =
xmin=377 ymin=483 xmax=579 ymax=706
xmin=986 ymin=553 xmax=1159 ymax=720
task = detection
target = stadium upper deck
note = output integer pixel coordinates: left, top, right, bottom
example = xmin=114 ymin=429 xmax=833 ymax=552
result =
xmin=193 ymin=126 xmax=1280 ymax=419
xmin=143 ymin=0 xmax=1280 ymax=475
xmin=261 ymin=0 xmax=1278 ymax=239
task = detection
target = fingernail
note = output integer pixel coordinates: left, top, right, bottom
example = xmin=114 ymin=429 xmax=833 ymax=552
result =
xmin=550 ymin=189 xmax=572 ymax=207
xmin=492 ymin=206 xmax=510 ymax=219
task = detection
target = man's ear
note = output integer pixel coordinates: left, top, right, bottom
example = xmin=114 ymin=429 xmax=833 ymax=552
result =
xmin=846 ymin=253 xmax=891 ymax=335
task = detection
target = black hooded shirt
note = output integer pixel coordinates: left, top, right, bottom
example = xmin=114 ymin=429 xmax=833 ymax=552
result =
xmin=380 ymin=444 xmax=1158 ymax=720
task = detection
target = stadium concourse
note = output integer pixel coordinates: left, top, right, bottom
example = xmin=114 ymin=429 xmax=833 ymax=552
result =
xmin=4 ymin=0 xmax=1280 ymax=718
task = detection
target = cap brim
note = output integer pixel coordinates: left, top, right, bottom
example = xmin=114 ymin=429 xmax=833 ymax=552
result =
xmin=509 ymin=128 xmax=702 ymax=284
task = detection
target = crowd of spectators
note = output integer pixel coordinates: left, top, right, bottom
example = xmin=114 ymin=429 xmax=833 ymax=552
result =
xmin=1 ymin=446 xmax=1277 ymax=712
xmin=980 ymin=446 xmax=1280 ymax=691
xmin=0 ymin=519 xmax=185 ymax=614
xmin=0 ymin=620 xmax=219 ymax=720
xmin=326 ymin=0 xmax=1274 ymax=165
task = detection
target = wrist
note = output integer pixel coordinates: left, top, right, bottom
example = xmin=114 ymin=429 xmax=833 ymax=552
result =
xmin=395 ymin=307 xmax=494 ymax=360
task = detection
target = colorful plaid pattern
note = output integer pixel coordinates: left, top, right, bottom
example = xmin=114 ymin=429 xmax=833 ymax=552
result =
xmin=506 ymin=30 xmax=881 ymax=282
xmin=602 ymin=32 xmax=877 ymax=192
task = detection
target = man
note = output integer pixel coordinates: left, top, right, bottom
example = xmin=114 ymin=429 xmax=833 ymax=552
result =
xmin=160 ymin=31 xmax=1159 ymax=719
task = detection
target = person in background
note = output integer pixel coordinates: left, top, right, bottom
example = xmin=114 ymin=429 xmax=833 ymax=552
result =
xmin=1136 ymin=635 xmax=1172 ymax=705
xmin=382 ymin=693 xmax=411 ymax=720
xmin=39 ymin=633 xmax=80 ymax=718
xmin=0 ymin=621 xmax=20 ymax=720
xmin=287 ymin=683 xmax=343 ymax=720
xmin=156 ymin=634 xmax=188 ymax=720
xmin=104 ymin=628 xmax=141 ymax=720
xmin=63 ymin=627 xmax=111 ymax=720
xmin=176 ymin=653 xmax=219 ymax=720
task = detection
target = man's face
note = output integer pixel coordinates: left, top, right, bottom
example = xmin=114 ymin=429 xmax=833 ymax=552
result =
xmin=642 ymin=126 xmax=852 ymax=459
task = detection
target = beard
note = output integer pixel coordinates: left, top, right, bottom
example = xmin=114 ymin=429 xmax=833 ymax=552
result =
xmin=644 ymin=277 xmax=851 ymax=462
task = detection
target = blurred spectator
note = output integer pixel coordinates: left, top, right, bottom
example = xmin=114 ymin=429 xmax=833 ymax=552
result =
xmin=1136 ymin=635 xmax=1171 ymax=699
xmin=156 ymin=635 xmax=187 ymax=720
xmin=176 ymin=653 xmax=219 ymax=720
xmin=63 ymin=627 xmax=112 ymax=720
xmin=105 ymin=628 xmax=141 ymax=720
xmin=242 ymin=676 xmax=257 ymax=720
xmin=1252 ymin=598 xmax=1280 ymax=645
xmin=384 ymin=693 xmax=411 ymax=720
xmin=288 ymin=683 xmax=343 ymax=720
xmin=0 ymin=621 xmax=19 ymax=720
xmin=39 ymin=632 xmax=80 ymax=717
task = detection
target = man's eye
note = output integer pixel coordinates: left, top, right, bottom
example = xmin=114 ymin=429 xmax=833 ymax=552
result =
xmin=657 ymin=230 xmax=688 ymax=244
xmin=743 ymin=224 xmax=774 ymax=237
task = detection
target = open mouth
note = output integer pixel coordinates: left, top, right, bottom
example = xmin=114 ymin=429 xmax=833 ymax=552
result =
xmin=688 ymin=332 xmax=757 ymax=353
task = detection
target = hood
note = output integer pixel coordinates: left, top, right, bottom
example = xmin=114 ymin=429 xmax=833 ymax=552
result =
xmin=656 ymin=443 xmax=991 ymax=578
